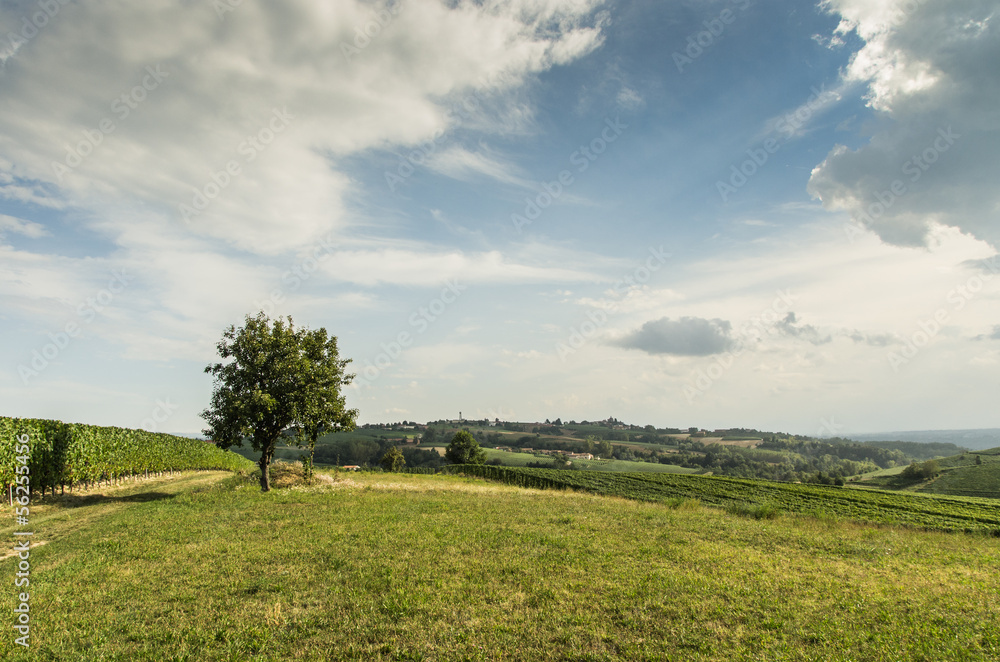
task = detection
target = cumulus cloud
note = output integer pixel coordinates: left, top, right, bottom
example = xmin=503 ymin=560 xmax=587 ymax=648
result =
xmin=809 ymin=0 xmax=1000 ymax=248
xmin=612 ymin=317 xmax=734 ymax=356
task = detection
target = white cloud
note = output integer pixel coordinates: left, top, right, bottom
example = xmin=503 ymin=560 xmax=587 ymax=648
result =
xmin=0 ymin=214 xmax=49 ymax=238
xmin=810 ymin=0 xmax=1000 ymax=248
xmin=319 ymin=248 xmax=601 ymax=286
xmin=0 ymin=0 xmax=607 ymax=255
xmin=426 ymin=145 xmax=533 ymax=187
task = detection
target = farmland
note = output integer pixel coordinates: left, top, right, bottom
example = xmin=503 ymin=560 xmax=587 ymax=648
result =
xmin=853 ymin=447 xmax=1000 ymax=498
xmin=478 ymin=448 xmax=700 ymax=474
xmin=916 ymin=456 xmax=1000 ymax=498
xmin=0 ymin=416 xmax=254 ymax=496
xmin=444 ymin=464 xmax=1000 ymax=534
xmin=1 ymin=469 xmax=998 ymax=661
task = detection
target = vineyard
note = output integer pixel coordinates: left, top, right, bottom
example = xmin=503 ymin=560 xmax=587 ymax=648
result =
xmin=0 ymin=416 xmax=254 ymax=497
xmin=444 ymin=464 xmax=1000 ymax=534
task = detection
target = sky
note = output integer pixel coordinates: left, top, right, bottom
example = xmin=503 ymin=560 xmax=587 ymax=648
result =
xmin=1 ymin=0 xmax=998 ymax=437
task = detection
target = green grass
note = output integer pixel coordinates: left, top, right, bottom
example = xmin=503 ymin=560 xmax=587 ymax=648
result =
xmin=4 ymin=470 xmax=999 ymax=661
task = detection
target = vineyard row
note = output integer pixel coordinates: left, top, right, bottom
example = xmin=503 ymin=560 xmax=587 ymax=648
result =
xmin=1 ymin=416 xmax=254 ymax=497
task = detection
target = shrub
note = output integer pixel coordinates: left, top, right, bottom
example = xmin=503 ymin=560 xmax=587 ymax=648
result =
xmin=726 ymin=502 xmax=782 ymax=520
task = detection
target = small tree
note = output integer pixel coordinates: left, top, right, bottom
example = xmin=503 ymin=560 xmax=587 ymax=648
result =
xmin=380 ymin=447 xmax=405 ymax=472
xmin=292 ymin=327 xmax=357 ymax=481
xmin=201 ymin=312 xmax=356 ymax=492
xmin=976 ymin=455 xmax=983 ymax=465
xmin=445 ymin=430 xmax=486 ymax=465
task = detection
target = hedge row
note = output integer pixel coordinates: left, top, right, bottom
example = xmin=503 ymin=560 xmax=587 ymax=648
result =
xmin=442 ymin=464 xmax=569 ymax=490
xmin=0 ymin=416 xmax=254 ymax=496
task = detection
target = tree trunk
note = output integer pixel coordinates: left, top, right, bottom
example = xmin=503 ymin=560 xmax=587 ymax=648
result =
xmin=258 ymin=453 xmax=272 ymax=492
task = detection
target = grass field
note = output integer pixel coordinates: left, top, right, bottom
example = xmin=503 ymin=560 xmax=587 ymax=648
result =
xmin=2 ymin=468 xmax=999 ymax=660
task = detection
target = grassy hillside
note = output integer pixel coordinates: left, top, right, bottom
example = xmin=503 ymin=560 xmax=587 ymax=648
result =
xmin=446 ymin=465 xmax=1000 ymax=534
xmin=855 ymin=448 xmax=1000 ymax=498
xmin=917 ymin=459 xmax=1000 ymax=498
xmin=2 ymin=469 xmax=999 ymax=660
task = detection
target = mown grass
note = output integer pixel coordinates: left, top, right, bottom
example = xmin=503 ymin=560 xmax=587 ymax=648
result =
xmin=1 ymin=470 xmax=998 ymax=661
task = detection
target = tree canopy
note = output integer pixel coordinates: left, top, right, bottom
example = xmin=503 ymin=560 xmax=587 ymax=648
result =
xmin=201 ymin=312 xmax=357 ymax=491
xmin=445 ymin=429 xmax=486 ymax=465
xmin=380 ymin=447 xmax=406 ymax=472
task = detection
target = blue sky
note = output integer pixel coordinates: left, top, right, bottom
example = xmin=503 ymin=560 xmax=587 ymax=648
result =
xmin=1 ymin=0 xmax=998 ymax=436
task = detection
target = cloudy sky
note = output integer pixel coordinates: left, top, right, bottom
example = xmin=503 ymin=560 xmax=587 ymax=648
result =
xmin=1 ymin=0 xmax=998 ymax=436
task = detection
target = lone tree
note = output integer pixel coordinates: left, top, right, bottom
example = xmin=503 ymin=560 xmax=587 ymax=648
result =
xmin=445 ymin=429 xmax=486 ymax=465
xmin=201 ymin=312 xmax=357 ymax=491
xmin=380 ymin=447 xmax=406 ymax=472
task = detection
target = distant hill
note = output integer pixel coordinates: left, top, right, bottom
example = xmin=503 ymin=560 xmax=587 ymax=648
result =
xmin=850 ymin=429 xmax=1000 ymax=451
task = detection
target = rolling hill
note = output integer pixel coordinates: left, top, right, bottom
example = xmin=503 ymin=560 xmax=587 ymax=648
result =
xmin=1 ymin=468 xmax=998 ymax=660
